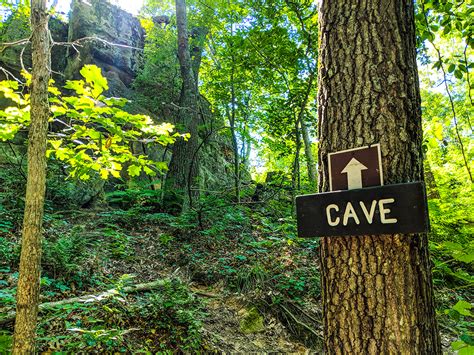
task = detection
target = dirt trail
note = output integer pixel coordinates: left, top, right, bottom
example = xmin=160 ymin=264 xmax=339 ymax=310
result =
xmin=199 ymin=291 xmax=315 ymax=354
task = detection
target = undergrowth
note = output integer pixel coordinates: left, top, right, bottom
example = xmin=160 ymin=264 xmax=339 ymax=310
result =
xmin=0 ymin=182 xmax=472 ymax=352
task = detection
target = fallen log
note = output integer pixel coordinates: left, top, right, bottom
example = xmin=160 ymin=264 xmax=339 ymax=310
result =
xmin=0 ymin=279 xmax=169 ymax=326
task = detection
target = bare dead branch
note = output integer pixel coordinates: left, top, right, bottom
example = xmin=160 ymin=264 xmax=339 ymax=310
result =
xmin=53 ymin=36 xmax=144 ymax=52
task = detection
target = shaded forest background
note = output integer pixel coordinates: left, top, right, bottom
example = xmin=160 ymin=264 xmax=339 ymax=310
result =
xmin=0 ymin=0 xmax=472 ymax=353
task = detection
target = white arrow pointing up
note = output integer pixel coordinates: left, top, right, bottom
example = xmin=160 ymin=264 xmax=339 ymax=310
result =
xmin=341 ymin=158 xmax=368 ymax=189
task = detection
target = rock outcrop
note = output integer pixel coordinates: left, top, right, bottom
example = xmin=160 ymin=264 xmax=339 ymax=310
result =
xmin=0 ymin=0 xmax=235 ymax=197
xmin=0 ymin=15 xmax=68 ymax=81
xmin=65 ymin=0 xmax=145 ymax=97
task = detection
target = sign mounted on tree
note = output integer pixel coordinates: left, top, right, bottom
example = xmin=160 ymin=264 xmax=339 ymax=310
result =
xmin=328 ymin=144 xmax=383 ymax=191
xmin=296 ymin=143 xmax=430 ymax=238
xmin=296 ymin=182 xmax=430 ymax=238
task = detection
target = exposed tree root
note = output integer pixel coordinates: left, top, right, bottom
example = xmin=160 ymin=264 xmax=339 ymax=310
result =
xmin=278 ymin=304 xmax=322 ymax=339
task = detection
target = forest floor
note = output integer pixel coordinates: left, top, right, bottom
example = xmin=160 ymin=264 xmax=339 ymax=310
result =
xmin=0 ymin=202 xmax=323 ymax=353
xmin=0 ymin=200 xmax=467 ymax=353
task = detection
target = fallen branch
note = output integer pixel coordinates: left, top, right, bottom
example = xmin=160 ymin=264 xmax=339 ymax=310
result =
xmin=0 ymin=279 xmax=168 ymax=326
xmin=189 ymin=288 xmax=220 ymax=298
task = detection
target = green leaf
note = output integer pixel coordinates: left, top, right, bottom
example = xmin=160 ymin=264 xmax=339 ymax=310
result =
xmin=432 ymin=60 xmax=442 ymax=70
xmin=64 ymin=80 xmax=86 ymax=95
xmin=110 ymin=170 xmax=121 ymax=179
xmin=459 ymin=345 xmax=474 ymax=355
xmin=454 ymin=69 xmax=463 ymax=79
xmin=455 ymin=252 xmax=474 ymax=263
xmin=143 ymin=166 xmax=156 ymax=176
xmin=443 ymin=25 xmax=451 ymax=35
xmin=0 ymin=334 xmax=12 ymax=353
xmin=100 ymin=169 xmax=109 ymax=179
xmin=461 ymin=334 xmax=474 ymax=346
xmin=80 ymin=65 xmax=109 ymax=98
xmin=452 ymin=340 xmax=466 ymax=350
xmin=103 ymin=97 xmax=128 ymax=107
xmin=433 ymin=122 xmax=443 ymax=140
xmin=448 ymin=63 xmax=456 ymax=73
xmin=127 ymin=165 xmax=142 ymax=177
xmin=452 ymin=300 xmax=472 ymax=316
xmin=49 ymin=140 xmax=62 ymax=150
xmin=51 ymin=105 xmax=67 ymax=116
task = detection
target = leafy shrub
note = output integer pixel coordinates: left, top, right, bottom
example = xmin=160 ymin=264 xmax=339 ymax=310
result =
xmin=441 ymin=300 xmax=474 ymax=355
xmin=106 ymin=186 xmax=163 ymax=211
xmin=42 ymin=228 xmax=99 ymax=286
xmin=132 ymin=279 xmax=205 ymax=351
xmin=431 ymin=240 xmax=474 ymax=287
xmin=229 ymin=263 xmax=270 ymax=293
xmin=0 ymin=149 xmax=26 ymax=231
xmin=0 ymin=237 xmax=17 ymax=265
xmin=35 ymin=278 xmax=205 ymax=353
xmin=0 ymin=284 xmax=16 ymax=307
xmin=102 ymin=227 xmax=133 ymax=260
xmin=0 ymin=331 xmax=12 ymax=354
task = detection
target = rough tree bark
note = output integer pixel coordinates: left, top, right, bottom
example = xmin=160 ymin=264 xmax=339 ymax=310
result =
xmin=12 ymin=0 xmax=51 ymax=353
xmin=317 ymin=0 xmax=441 ymax=353
xmin=165 ymin=0 xmax=200 ymax=209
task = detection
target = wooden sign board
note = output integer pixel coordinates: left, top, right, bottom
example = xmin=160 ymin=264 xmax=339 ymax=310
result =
xmin=296 ymin=182 xmax=429 ymax=238
xmin=329 ymin=144 xmax=383 ymax=191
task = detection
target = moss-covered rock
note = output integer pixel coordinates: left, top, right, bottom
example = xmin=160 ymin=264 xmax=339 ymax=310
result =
xmin=239 ymin=307 xmax=265 ymax=334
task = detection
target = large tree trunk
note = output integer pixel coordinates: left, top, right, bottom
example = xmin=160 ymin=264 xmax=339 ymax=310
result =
xmin=12 ymin=0 xmax=51 ymax=353
xmin=165 ymin=0 xmax=200 ymax=209
xmin=317 ymin=0 xmax=440 ymax=353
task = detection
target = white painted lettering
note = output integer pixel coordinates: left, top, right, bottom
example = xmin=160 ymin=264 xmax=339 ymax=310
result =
xmin=359 ymin=200 xmax=377 ymax=224
xmin=379 ymin=198 xmax=398 ymax=224
xmin=326 ymin=204 xmax=340 ymax=226
xmin=343 ymin=202 xmax=360 ymax=226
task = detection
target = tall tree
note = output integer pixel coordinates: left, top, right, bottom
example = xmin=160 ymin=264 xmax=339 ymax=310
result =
xmin=164 ymin=0 xmax=200 ymax=208
xmin=317 ymin=0 xmax=441 ymax=353
xmin=12 ymin=0 xmax=51 ymax=353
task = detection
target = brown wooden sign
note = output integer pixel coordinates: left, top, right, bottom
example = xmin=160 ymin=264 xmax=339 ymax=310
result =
xmin=329 ymin=144 xmax=383 ymax=191
xmin=296 ymin=182 xmax=429 ymax=238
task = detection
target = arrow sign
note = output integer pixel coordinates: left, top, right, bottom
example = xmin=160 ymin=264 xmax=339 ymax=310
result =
xmin=341 ymin=158 xmax=368 ymax=189
xmin=328 ymin=144 xmax=383 ymax=191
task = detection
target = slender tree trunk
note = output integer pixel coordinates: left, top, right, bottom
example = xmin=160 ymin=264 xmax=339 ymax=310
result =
xmin=191 ymin=27 xmax=207 ymax=87
xmin=165 ymin=0 xmax=200 ymax=209
xmin=298 ymin=71 xmax=317 ymax=188
xmin=425 ymin=162 xmax=440 ymax=199
xmin=291 ymin=114 xmax=301 ymax=212
xmin=317 ymin=0 xmax=440 ymax=353
xmin=229 ymin=54 xmax=240 ymax=203
xmin=240 ymin=118 xmax=251 ymax=168
xmin=301 ymin=118 xmax=316 ymax=187
xmin=227 ymin=11 xmax=240 ymax=203
xmin=12 ymin=0 xmax=51 ymax=353
xmin=291 ymin=123 xmax=300 ymax=191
